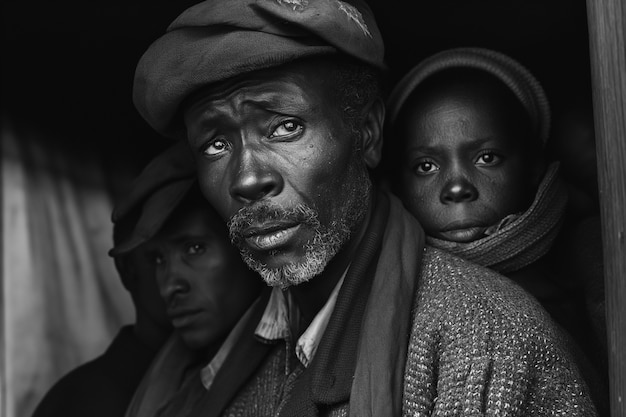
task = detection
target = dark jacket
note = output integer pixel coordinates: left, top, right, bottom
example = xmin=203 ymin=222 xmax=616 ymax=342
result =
xmin=32 ymin=325 xmax=157 ymax=417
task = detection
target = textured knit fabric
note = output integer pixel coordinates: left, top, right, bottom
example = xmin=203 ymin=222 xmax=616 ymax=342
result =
xmin=386 ymin=47 xmax=551 ymax=146
xmin=254 ymin=275 xmax=345 ymax=368
xmin=210 ymin=192 xmax=595 ymax=416
xmin=426 ymin=162 xmax=567 ymax=273
xmin=422 ymin=162 xmax=607 ymax=413
xmin=221 ymin=342 xmax=298 ymax=416
xmin=31 ymin=326 xmax=157 ymax=417
xmin=223 ymin=190 xmax=396 ymax=417
xmin=404 ymin=247 xmax=596 ymax=416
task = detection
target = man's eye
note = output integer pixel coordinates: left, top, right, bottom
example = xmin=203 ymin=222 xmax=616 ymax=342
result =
xmin=269 ymin=120 xmax=303 ymax=139
xmin=186 ymin=243 xmax=206 ymax=255
xmin=203 ymin=138 xmax=231 ymax=156
xmin=414 ymin=160 xmax=439 ymax=175
xmin=475 ymin=152 xmax=502 ymax=166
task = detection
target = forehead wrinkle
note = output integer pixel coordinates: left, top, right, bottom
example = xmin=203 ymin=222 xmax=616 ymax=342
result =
xmin=405 ymin=142 xmax=447 ymax=158
xmin=407 ymin=134 xmax=497 ymax=151
xmin=192 ymin=78 xmax=312 ymax=122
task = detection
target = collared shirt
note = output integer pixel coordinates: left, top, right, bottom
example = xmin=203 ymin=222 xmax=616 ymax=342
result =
xmin=254 ymin=271 xmax=347 ymax=368
xmin=200 ymin=297 xmax=261 ymax=390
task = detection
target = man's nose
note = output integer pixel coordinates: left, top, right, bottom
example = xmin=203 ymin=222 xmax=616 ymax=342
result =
xmin=158 ymin=262 xmax=191 ymax=305
xmin=440 ymin=177 xmax=479 ymax=204
xmin=229 ymin=148 xmax=283 ymax=204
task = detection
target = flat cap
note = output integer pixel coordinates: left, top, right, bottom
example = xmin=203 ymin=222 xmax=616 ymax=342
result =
xmin=109 ymin=142 xmax=196 ymax=257
xmin=133 ymin=0 xmax=385 ymax=139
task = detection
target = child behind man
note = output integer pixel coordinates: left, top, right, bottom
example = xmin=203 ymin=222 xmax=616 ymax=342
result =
xmin=385 ymin=47 xmax=607 ymax=414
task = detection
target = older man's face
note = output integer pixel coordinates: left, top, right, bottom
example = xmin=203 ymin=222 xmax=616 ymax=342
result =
xmin=184 ymin=62 xmax=374 ymax=288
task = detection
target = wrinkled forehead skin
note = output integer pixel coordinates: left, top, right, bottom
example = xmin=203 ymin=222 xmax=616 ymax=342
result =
xmin=182 ymin=57 xmax=347 ymax=127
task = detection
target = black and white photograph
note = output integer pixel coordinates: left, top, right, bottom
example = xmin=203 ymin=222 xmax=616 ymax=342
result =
xmin=3 ymin=0 xmax=624 ymax=416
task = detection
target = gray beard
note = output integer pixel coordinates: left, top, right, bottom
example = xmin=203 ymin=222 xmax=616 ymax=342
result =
xmin=238 ymin=214 xmax=349 ymax=289
xmin=228 ymin=160 xmax=371 ymax=289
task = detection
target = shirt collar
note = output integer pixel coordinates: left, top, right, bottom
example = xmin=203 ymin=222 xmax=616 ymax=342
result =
xmin=253 ymin=269 xmax=348 ymax=367
xmin=200 ymin=297 xmax=261 ymax=390
xmin=254 ymin=286 xmax=295 ymax=342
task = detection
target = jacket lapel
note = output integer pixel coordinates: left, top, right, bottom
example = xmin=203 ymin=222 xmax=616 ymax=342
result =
xmin=188 ymin=288 xmax=275 ymax=417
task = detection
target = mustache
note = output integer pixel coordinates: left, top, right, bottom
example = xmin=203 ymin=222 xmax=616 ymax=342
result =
xmin=227 ymin=202 xmax=319 ymax=245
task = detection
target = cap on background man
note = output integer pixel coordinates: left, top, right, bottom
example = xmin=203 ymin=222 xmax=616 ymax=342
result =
xmin=30 ymin=145 xmax=192 ymax=417
xmin=112 ymin=143 xmax=263 ymax=417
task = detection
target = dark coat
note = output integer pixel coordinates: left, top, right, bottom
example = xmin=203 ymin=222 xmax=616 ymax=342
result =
xmin=32 ymin=325 xmax=157 ymax=417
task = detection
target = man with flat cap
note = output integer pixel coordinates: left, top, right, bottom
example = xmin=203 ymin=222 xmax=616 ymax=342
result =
xmin=31 ymin=154 xmax=177 ymax=417
xmin=132 ymin=0 xmax=597 ymax=416
xmin=108 ymin=144 xmax=262 ymax=417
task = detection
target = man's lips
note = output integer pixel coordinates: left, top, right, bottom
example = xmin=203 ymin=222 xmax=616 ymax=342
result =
xmin=243 ymin=223 xmax=301 ymax=251
xmin=167 ymin=309 xmax=203 ymax=327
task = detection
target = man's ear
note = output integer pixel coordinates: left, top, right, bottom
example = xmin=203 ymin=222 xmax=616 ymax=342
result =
xmin=359 ymin=97 xmax=385 ymax=169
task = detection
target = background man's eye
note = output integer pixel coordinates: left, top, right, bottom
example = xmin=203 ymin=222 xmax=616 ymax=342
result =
xmin=415 ymin=161 xmax=439 ymax=174
xmin=203 ymin=138 xmax=230 ymax=156
xmin=154 ymin=254 xmax=164 ymax=265
xmin=270 ymin=120 xmax=303 ymax=138
xmin=186 ymin=243 xmax=206 ymax=255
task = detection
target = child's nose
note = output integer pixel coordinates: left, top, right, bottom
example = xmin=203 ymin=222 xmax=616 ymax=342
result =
xmin=440 ymin=178 xmax=479 ymax=204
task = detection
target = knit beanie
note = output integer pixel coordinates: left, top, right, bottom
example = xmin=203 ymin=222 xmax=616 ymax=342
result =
xmin=387 ymin=47 xmax=551 ymax=146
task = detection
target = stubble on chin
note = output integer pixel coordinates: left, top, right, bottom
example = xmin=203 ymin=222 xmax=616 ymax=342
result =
xmin=227 ymin=152 xmax=371 ymax=289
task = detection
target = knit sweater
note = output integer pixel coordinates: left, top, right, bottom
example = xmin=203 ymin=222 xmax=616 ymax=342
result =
xmin=404 ymin=247 xmax=595 ymax=416
xmin=207 ymin=192 xmax=596 ymax=416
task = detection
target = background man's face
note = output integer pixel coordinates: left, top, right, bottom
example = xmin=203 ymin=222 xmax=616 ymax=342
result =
xmin=138 ymin=205 xmax=261 ymax=350
xmin=124 ymin=250 xmax=171 ymax=330
xmin=184 ymin=62 xmax=371 ymax=288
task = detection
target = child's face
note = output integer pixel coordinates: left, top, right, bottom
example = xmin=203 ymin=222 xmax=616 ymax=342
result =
xmin=140 ymin=205 xmax=262 ymax=350
xmin=398 ymin=82 xmax=535 ymax=243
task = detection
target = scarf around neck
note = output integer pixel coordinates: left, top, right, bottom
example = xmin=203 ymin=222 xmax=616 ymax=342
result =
xmin=278 ymin=190 xmax=425 ymax=417
xmin=350 ymin=191 xmax=426 ymax=416
xmin=426 ymin=162 xmax=567 ymax=273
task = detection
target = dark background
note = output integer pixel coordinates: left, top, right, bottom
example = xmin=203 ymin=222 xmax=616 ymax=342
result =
xmin=3 ymin=0 xmax=598 ymax=213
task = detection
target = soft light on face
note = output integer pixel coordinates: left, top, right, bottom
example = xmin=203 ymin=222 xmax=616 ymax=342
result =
xmin=183 ymin=61 xmax=373 ymax=288
xmin=397 ymin=73 xmax=537 ymax=243
xmin=140 ymin=204 xmax=261 ymax=350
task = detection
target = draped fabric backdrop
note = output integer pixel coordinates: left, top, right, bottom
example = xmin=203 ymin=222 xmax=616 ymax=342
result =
xmin=1 ymin=119 xmax=134 ymax=417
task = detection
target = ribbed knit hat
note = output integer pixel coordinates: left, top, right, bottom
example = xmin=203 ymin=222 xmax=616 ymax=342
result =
xmin=387 ymin=47 xmax=551 ymax=145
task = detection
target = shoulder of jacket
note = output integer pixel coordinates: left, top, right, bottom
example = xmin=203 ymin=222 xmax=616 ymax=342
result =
xmin=414 ymin=246 xmax=555 ymax=333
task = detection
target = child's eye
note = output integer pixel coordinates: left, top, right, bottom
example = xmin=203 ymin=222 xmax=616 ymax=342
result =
xmin=185 ymin=243 xmax=206 ymax=256
xmin=414 ymin=160 xmax=440 ymax=175
xmin=269 ymin=120 xmax=303 ymax=139
xmin=202 ymin=137 xmax=231 ymax=157
xmin=475 ymin=151 xmax=502 ymax=166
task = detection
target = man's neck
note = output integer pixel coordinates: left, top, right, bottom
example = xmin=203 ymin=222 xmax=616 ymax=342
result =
xmin=289 ymin=194 xmax=374 ymax=328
